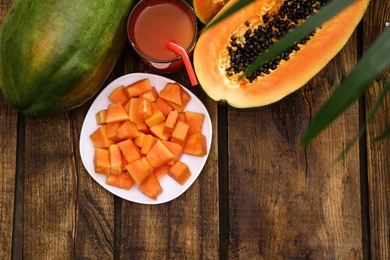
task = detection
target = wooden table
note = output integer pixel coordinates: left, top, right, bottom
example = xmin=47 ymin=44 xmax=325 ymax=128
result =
xmin=1 ymin=1 xmax=389 ymax=259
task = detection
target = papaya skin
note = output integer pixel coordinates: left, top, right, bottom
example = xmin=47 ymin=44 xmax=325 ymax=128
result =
xmin=0 ymin=0 xmax=134 ymax=118
xmin=193 ymin=0 xmax=228 ymax=24
xmin=194 ymin=0 xmax=370 ymax=108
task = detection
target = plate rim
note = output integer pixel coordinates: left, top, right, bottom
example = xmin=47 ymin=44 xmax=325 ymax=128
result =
xmin=79 ymin=72 xmax=212 ymax=205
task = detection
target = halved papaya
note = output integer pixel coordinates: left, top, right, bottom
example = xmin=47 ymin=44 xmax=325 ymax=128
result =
xmin=193 ymin=0 xmax=369 ymax=108
xmin=193 ymin=0 xmax=228 ymax=25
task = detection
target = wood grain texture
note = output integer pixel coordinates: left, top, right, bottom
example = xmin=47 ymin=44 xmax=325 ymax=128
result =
xmin=118 ymin=44 xmax=220 ymax=259
xmin=0 ymin=90 xmax=18 ymax=260
xmin=226 ymin=31 xmax=362 ymax=258
xmin=0 ymin=0 xmax=388 ymax=258
xmin=0 ymin=0 xmax=12 ymax=23
xmin=364 ymin=0 xmax=390 ymax=258
xmin=72 ymin=97 xmax=116 ymax=259
xmin=0 ymin=1 xmax=17 ymax=260
xmin=21 ymin=115 xmax=77 ymax=259
xmin=72 ymin=58 xmax=129 ymax=259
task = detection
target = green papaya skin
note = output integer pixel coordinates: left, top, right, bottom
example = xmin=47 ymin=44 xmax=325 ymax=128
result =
xmin=0 ymin=0 xmax=134 ymax=118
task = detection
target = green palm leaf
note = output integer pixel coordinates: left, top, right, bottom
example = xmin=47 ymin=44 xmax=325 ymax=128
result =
xmin=375 ymin=123 xmax=390 ymax=141
xmin=205 ymin=0 xmax=255 ymax=30
xmin=300 ymin=27 xmax=390 ymax=146
xmin=243 ymin=0 xmax=357 ymax=77
xmin=203 ymin=0 xmax=390 ymax=151
xmin=205 ymin=0 xmax=358 ymax=78
xmin=336 ymin=78 xmax=390 ymax=160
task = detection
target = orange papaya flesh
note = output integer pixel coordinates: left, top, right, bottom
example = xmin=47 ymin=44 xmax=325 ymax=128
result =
xmin=194 ymin=0 xmax=370 ymax=108
xmin=193 ymin=0 xmax=228 ymax=25
xmin=89 ymin=79 xmax=210 ymax=200
xmin=106 ymin=172 xmax=134 ymax=190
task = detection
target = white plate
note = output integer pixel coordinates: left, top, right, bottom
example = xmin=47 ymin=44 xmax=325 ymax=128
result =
xmin=79 ymin=73 xmax=212 ymax=204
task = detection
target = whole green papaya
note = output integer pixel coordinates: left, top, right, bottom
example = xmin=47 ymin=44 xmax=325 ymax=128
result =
xmin=0 ymin=0 xmax=134 ymax=118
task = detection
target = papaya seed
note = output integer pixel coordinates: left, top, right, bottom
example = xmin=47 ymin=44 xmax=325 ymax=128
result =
xmin=226 ymin=0 xmax=330 ymax=82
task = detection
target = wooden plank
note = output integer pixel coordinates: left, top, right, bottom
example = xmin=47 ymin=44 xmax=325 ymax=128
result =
xmin=227 ymin=34 xmax=362 ymax=258
xmin=118 ymin=48 xmax=220 ymax=258
xmin=118 ymin=108 xmax=219 ymax=258
xmin=0 ymin=2 xmax=17 ymax=260
xmin=0 ymin=89 xmax=18 ymax=260
xmin=72 ymin=98 xmax=116 ymax=259
xmin=0 ymin=0 xmax=12 ymax=23
xmin=21 ymin=115 xmax=77 ymax=259
xmin=70 ymin=67 xmax=125 ymax=258
xmin=364 ymin=0 xmax=390 ymax=258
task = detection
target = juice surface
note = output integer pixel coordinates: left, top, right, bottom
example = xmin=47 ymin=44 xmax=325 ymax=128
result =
xmin=130 ymin=1 xmax=195 ymax=61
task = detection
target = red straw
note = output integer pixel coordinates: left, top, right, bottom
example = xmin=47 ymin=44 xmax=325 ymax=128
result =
xmin=166 ymin=42 xmax=198 ymax=86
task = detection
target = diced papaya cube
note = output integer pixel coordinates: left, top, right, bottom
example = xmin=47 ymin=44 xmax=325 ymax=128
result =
xmin=124 ymin=78 xmax=152 ymax=98
xmin=139 ymin=173 xmax=163 ymax=200
xmin=108 ymin=85 xmax=129 ymax=105
xmin=95 ymin=109 xmax=107 ymax=125
xmin=168 ymin=161 xmax=192 ymax=185
xmin=167 ymin=86 xmax=191 ymax=112
xmin=129 ymin=98 xmax=152 ymax=123
xmin=159 ymin=82 xmax=182 ymax=106
xmin=178 ymin=112 xmax=186 ymax=122
xmin=116 ymin=120 xmax=140 ymax=140
xmin=140 ymin=86 xmax=159 ymax=102
xmin=155 ymin=97 xmax=174 ymax=118
xmin=135 ymin=121 xmax=150 ymax=134
xmin=134 ymin=131 xmax=146 ymax=148
xmin=185 ymin=111 xmax=205 ymax=135
xmin=145 ymin=102 xmax=166 ymax=127
xmin=183 ymin=133 xmax=208 ymax=157
xmin=146 ymin=140 xmax=175 ymax=168
xmin=163 ymin=111 xmax=179 ymax=136
xmin=162 ymin=140 xmax=183 ymax=165
xmin=117 ymin=139 xmax=142 ymax=164
xmin=180 ymin=87 xmax=191 ymax=106
xmin=105 ymin=103 xmax=129 ymax=123
xmin=125 ymin=157 xmax=154 ymax=186
xmin=121 ymin=154 xmax=128 ymax=172
xmin=106 ymin=172 xmax=134 ymax=190
xmin=149 ymin=122 xmax=170 ymax=141
xmin=93 ymin=148 xmax=111 ymax=176
xmin=123 ymin=99 xmax=131 ymax=114
xmin=108 ymin=144 xmax=122 ymax=175
xmin=154 ymin=164 xmax=171 ymax=180
xmin=106 ymin=122 xmax=122 ymax=141
xmin=171 ymin=120 xmax=190 ymax=147
xmin=141 ymin=135 xmax=158 ymax=155
xmin=90 ymin=125 xmax=115 ymax=148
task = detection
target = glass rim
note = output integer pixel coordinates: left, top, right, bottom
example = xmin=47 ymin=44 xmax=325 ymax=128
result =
xmin=127 ymin=0 xmax=198 ymax=64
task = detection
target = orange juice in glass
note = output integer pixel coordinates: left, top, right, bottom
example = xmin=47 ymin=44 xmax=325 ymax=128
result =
xmin=128 ymin=0 xmax=198 ymax=73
